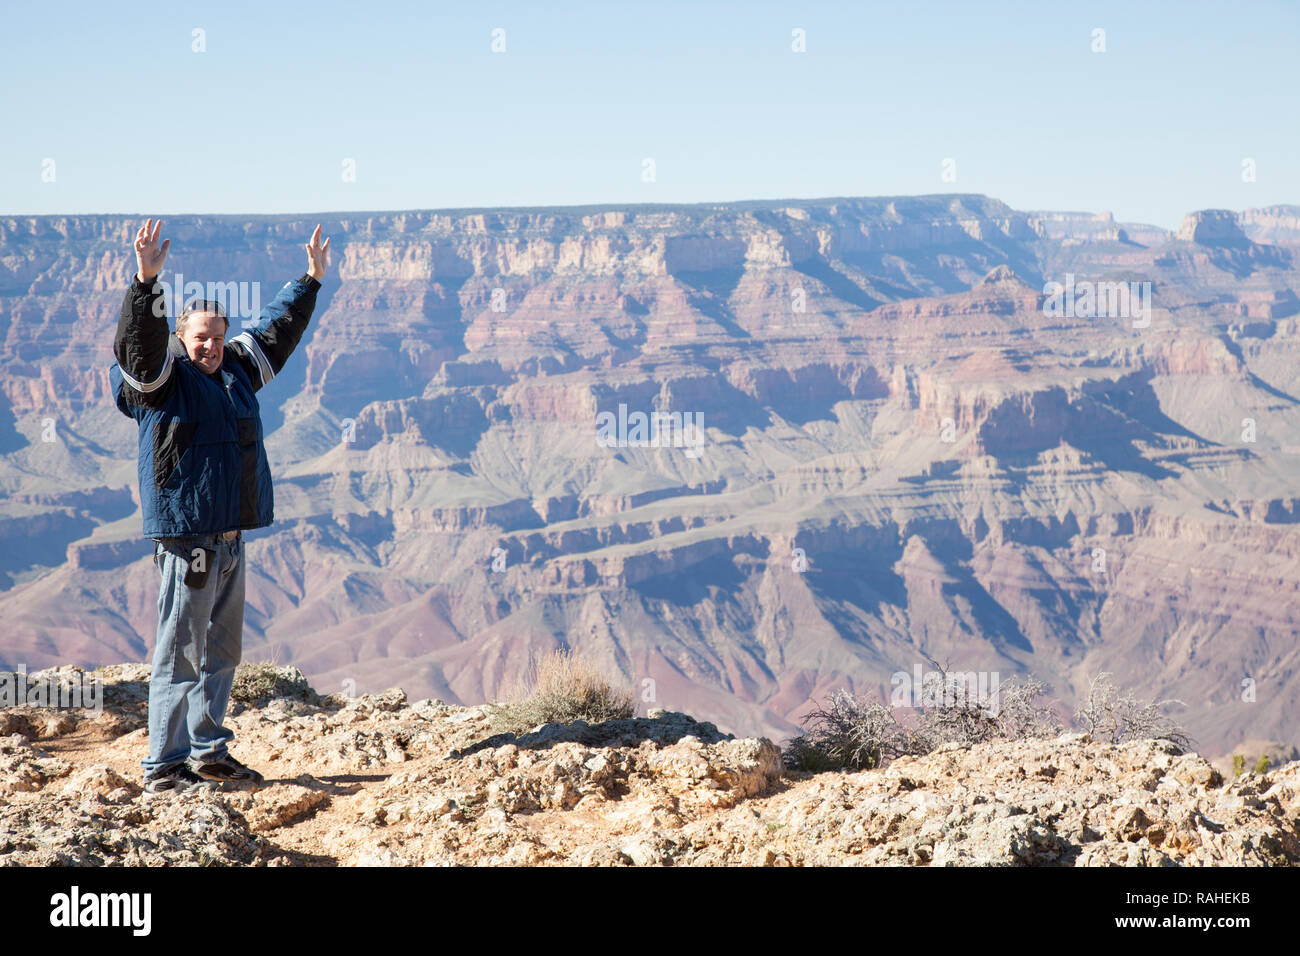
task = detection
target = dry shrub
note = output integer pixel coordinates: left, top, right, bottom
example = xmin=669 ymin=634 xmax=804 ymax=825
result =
xmin=231 ymin=662 xmax=319 ymax=705
xmin=786 ymin=665 xmax=1194 ymax=772
xmin=783 ymin=690 xmax=928 ymax=771
xmin=487 ymin=649 xmax=635 ymax=736
xmin=784 ymin=664 xmax=1062 ymax=772
xmin=1073 ymin=672 xmax=1193 ymax=753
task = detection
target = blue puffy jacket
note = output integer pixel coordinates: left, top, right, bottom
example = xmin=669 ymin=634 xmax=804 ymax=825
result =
xmin=110 ymin=271 xmax=321 ymax=537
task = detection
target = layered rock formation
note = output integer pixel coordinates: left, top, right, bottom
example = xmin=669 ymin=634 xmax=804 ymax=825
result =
xmin=1176 ymin=210 xmax=1250 ymax=245
xmin=1240 ymin=205 xmax=1300 ymax=243
xmin=1 ymin=194 xmax=1299 ymax=757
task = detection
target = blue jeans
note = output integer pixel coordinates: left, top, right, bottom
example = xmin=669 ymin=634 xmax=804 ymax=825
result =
xmin=142 ymin=531 xmax=245 ymax=777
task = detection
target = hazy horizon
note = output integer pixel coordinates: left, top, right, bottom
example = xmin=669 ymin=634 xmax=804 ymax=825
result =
xmin=0 ymin=191 xmax=1289 ymax=229
xmin=2 ymin=0 xmax=1296 ymax=229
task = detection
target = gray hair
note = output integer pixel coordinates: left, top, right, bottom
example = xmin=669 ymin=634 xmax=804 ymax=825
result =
xmin=177 ymin=297 xmax=229 ymax=335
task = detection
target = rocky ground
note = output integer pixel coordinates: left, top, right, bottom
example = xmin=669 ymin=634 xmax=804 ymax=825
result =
xmin=1 ymin=664 xmax=1297 ymax=866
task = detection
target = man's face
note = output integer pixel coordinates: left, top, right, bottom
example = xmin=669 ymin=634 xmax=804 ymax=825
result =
xmin=178 ymin=312 xmax=226 ymax=375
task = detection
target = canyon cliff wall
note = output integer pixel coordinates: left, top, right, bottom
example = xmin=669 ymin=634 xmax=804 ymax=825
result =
xmin=1 ymin=195 xmax=1298 ymax=756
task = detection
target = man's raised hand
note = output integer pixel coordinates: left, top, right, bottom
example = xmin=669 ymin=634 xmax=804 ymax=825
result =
xmin=134 ymin=219 xmax=170 ymax=284
xmin=305 ymin=224 xmax=331 ymax=281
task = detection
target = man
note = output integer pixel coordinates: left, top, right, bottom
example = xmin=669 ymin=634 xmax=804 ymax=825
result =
xmin=110 ymin=219 xmax=330 ymax=795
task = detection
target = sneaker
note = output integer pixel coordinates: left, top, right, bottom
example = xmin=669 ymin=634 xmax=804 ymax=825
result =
xmin=143 ymin=762 xmax=215 ymax=796
xmin=189 ymin=753 xmax=265 ymax=786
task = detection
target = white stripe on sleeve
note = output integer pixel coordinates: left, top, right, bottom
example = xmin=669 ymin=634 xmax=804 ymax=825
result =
xmin=229 ymin=332 xmax=276 ymax=387
xmin=118 ymin=349 xmax=174 ymax=393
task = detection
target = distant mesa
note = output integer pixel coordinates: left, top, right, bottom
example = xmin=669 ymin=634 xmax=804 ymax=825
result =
xmin=1176 ymin=209 xmax=1251 ymax=247
xmin=1239 ymin=205 xmax=1300 ymax=243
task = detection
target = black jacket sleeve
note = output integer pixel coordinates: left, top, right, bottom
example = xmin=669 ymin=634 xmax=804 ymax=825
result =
xmin=113 ymin=273 xmax=177 ymax=408
xmin=225 ymin=273 xmax=320 ymax=391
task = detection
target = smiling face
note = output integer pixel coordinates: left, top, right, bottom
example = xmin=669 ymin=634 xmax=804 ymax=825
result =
xmin=177 ymin=311 xmax=227 ymax=375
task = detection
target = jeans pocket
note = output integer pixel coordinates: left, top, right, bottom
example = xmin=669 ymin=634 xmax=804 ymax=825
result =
xmin=183 ymin=549 xmax=217 ymax=589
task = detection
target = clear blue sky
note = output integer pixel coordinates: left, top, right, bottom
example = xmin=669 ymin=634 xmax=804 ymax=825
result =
xmin=2 ymin=0 xmax=1295 ymax=228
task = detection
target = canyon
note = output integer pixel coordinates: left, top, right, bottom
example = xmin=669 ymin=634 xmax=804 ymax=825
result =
xmin=1 ymin=194 xmax=1299 ymax=757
